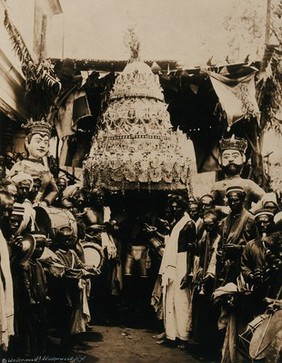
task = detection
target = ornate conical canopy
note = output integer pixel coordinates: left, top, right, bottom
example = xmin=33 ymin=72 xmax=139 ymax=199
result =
xmin=84 ymin=56 xmax=194 ymax=193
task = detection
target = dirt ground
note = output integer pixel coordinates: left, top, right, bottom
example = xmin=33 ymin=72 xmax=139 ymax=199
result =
xmin=72 ymin=325 xmax=202 ymax=363
xmin=42 ymin=288 xmax=220 ymax=363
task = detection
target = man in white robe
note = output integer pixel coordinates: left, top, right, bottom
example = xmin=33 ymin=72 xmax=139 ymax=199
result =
xmin=160 ymin=194 xmax=196 ymax=348
xmin=0 ymin=190 xmax=14 ymax=353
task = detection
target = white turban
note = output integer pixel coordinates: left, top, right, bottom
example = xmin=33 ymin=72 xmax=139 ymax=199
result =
xmin=62 ymin=183 xmax=83 ymax=199
xmin=10 ymin=172 xmax=34 ymax=191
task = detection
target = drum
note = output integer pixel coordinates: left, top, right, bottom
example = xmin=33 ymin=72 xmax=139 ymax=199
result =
xmin=249 ymin=310 xmax=282 ymax=360
xmin=82 ymin=241 xmax=105 ymax=270
xmin=34 ymin=206 xmax=77 ymax=239
xmin=237 ymin=314 xmax=269 ymax=360
xmin=237 ymin=312 xmax=280 ymax=361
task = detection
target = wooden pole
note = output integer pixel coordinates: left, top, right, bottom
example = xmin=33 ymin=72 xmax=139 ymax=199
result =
xmin=265 ymin=0 xmax=271 ymax=45
xmin=62 ymin=14 xmax=65 ymax=59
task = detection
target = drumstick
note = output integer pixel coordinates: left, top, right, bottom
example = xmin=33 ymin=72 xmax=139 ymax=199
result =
xmin=254 ymin=313 xmax=273 ymax=358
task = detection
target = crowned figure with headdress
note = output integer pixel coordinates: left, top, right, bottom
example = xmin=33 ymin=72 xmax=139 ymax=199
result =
xmin=9 ymin=120 xmax=58 ymax=206
xmin=210 ymin=135 xmax=265 ymax=211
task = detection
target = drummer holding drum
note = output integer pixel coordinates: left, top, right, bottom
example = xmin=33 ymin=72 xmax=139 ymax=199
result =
xmin=241 ymin=209 xmax=281 ymax=314
xmin=50 ymin=226 xmax=99 ymax=350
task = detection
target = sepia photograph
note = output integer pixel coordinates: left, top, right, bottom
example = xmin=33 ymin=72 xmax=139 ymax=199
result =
xmin=0 ymin=0 xmax=281 ymax=362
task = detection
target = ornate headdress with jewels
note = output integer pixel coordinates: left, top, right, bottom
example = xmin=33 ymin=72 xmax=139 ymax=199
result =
xmin=219 ymin=134 xmax=248 ymax=154
xmin=22 ymin=119 xmax=52 ymax=138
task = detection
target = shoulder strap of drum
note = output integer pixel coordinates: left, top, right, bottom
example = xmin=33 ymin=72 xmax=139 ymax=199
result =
xmin=70 ymin=249 xmax=75 ymax=269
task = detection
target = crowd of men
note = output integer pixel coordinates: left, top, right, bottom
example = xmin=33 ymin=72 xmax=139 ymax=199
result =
xmin=0 ymin=123 xmax=281 ymax=363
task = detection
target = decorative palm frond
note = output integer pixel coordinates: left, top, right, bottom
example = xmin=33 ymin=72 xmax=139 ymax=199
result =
xmin=3 ymin=9 xmax=62 ymax=120
xmin=3 ymin=9 xmax=37 ymax=79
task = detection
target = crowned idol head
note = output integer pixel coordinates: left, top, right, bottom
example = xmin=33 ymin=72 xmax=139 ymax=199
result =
xmin=218 ymin=135 xmax=248 ymax=177
xmin=23 ymin=120 xmax=52 ymax=160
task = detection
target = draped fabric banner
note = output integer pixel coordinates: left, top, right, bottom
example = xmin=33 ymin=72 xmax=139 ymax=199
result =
xmin=208 ymin=71 xmax=260 ymax=128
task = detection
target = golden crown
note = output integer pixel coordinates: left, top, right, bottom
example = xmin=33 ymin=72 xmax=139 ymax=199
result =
xmin=219 ymin=135 xmax=248 ymax=154
xmin=22 ymin=119 xmax=52 ymax=137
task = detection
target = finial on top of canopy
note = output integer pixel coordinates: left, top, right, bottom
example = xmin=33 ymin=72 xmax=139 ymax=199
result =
xmin=124 ymin=28 xmax=140 ymax=62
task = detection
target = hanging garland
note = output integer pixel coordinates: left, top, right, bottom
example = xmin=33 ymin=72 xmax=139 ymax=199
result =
xmin=263 ymin=49 xmax=282 ymax=134
xmin=4 ymin=9 xmax=37 ymax=79
xmin=3 ymin=8 xmax=61 ymax=120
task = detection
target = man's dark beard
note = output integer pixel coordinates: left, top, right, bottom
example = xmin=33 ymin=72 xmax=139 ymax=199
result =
xmin=17 ymin=196 xmax=26 ymax=203
xmin=190 ymin=214 xmax=199 ymax=222
xmin=222 ymin=163 xmax=242 ymax=177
